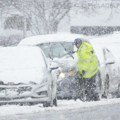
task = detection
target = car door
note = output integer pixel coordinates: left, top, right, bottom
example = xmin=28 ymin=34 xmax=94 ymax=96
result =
xmin=103 ymin=48 xmax=118 ymax=97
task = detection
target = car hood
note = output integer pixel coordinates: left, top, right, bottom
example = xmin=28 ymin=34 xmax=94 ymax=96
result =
xmin=0 ymin=47 xmax=46 ymax=84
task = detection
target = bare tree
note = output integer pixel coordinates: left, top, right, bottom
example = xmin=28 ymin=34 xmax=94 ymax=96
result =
xmin=74 ymin=0 xmax=120 ymax=20
xmin=105 ymin=0 xmax=120 ymax=21
xmin=72 ymin=0 xmax=100 ymax=16
xmin=0 ymin=0 xmax=8 ymax=28
xmin=10 ymin=0 xmax=71 ymax=34
xmin=3 ymin=0 xmax=120 ymax=35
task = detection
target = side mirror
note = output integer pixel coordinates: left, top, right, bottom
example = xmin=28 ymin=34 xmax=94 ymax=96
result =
xmin=48 ymin=53 xmax=53 ymax=60
xmin=49 ymin=62 xmax=59 ymax=71
xmin=68 ymin=51 xmax=74 ymax=59
xmin=103 ymin=48 xmax=115 ymax=65
xmin=105 ymin=59 xmax=115 ymax=65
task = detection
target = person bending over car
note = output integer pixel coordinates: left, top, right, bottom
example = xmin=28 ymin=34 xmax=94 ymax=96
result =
xmin=74 ymin=38 xmax=100 ymax=101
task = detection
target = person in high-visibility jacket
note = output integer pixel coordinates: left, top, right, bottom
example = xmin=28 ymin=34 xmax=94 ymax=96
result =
xmin=74 ymin=38 xmax=100 ymax=101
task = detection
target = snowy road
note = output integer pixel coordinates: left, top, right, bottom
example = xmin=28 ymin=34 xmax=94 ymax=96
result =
xmin=1 ymin=103 xmax=120 ymax=120
xmin=0 ymin=98 xmax=120 ymax=120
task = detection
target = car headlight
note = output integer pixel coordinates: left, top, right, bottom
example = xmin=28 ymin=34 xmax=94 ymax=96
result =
xmin=58 ymin=72 xmax=66 ymax=79
xmin=68 ymin=70 xmax=76 ymax=76
xmin=58 ymin=70 xmax=76 ymax=80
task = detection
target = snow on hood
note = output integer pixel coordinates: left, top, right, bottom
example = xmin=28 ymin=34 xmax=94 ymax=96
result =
xmin=18 ymin=33 xmax=89 ymax=46
xmin=0 ymin=46 xmax=46 ymax=84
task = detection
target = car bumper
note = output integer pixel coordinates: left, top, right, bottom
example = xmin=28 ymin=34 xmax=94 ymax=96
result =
xmin=0 ymin=83 xmax=51 ymax=104
xmin=0 ymin=97 xmax=50 ymax=104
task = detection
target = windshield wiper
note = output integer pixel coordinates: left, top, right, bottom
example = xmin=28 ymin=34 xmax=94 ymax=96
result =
xmin=60 ymin=42 xmax=67 ymax=51
xmin=60 ymin=42 xmax=75 ymax=59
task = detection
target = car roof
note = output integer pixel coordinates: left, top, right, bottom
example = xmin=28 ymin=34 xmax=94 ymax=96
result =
xmin=90 ymin=32 xmax=120 ymax=44
xmin=90 ymin=32 xmax=120 ymax=62
xmin=18 ymin=33 xmax=89 ymax=46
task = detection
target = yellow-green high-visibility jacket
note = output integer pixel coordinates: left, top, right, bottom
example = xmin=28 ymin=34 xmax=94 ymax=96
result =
xmin=77 ymin=42 xmax=99 ymax=78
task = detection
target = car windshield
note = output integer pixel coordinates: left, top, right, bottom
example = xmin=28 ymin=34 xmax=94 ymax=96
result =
xmin=37 ymin=42 xmax=74 ymax=59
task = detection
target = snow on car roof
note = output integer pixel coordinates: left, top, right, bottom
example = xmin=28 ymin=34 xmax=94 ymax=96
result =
xmin=90 ymin=32 xmax=120 ymax=44
xmin=18 ymin=33 xmax=89 ymax=46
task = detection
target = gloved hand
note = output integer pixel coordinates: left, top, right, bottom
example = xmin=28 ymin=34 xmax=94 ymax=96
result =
xmin=91 ymin=50 xmax=94 ymax=54
xmin=82 ymin=70 xmax=86 ymax=75
xmin=75 ymin=72 xmax=82 ymax=79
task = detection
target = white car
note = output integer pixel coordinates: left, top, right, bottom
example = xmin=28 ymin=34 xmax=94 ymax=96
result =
xmin=18 ymin=33 xmax=120 ymax=100
xmin=0 ymin=46 xmax=57 ymax=107
xmin=91 ymin=36 xmax=120 ymax=98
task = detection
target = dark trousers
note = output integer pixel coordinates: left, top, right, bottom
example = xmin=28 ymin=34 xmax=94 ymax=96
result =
xmin=79 ymin=73 xmax=100 ymax=101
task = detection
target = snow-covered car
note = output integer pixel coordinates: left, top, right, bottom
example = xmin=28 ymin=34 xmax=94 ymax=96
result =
xmin=18 ymin=33 xmax=120 ymax=100
xmin=0 ymin=46 xmax=57 ymax=107
xmin=18 ymin=34 xmax=85 ymax=98
xmin=56 ymin=45 xmax=118 ymax=100
xmin=90 ymin=36 xmax=120 ymax=99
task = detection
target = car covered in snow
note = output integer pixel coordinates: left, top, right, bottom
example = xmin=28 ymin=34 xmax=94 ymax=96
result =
xmin=90 ymin=35 xmax=120 ymax=99
xmin=18 ymin=34 xmax=120 ymax=100
xmin=0 ymin=46 xmax=57 ymax=107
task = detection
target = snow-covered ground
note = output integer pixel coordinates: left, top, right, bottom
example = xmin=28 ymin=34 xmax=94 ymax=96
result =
xmin=0 ymin=98 xmax=120 ymax=116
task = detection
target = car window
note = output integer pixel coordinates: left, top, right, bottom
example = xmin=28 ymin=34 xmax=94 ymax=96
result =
xmin=51 ymin=43 xmax=67 ymax=58
xmin=38 ymin=43 xmax=51 ymax=58
xmin=37 ymin=42 xmax=74 ymax=59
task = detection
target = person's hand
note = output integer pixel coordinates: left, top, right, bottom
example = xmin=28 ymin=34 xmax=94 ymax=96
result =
xmin=75 ymin=72 xmax=81 ymax=79
xmin=82 ymin=70 xmax=86 ymax=75
xmin=91 ymin=50 xmax=94 ymax=54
